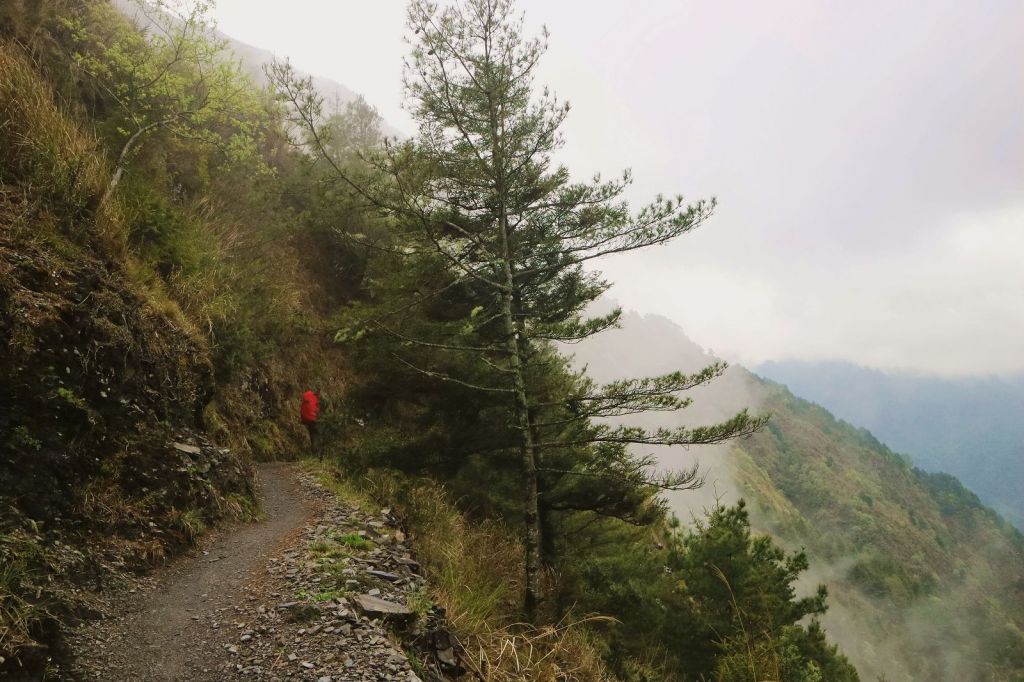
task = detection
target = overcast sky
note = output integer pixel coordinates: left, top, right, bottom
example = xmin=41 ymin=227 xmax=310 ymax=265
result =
xmin=211 ymin=0 xmax=1024 ymax=376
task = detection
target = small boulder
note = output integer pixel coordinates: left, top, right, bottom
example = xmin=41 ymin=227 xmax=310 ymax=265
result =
xmin=353 ymin=594 xmax=413 ymax=619
xmin=367 ymin=569 xmax=402 ymax=582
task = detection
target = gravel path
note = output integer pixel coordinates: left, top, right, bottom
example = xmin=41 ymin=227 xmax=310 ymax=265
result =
xmin=68 ymin=462 xmax=311 ymax=680
xmin=66 ymin=462 xmax=433 ymax=681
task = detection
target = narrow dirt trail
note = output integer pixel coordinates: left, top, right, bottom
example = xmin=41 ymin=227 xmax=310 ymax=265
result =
xmin=69 ymin=462 xmax=313 ymax=681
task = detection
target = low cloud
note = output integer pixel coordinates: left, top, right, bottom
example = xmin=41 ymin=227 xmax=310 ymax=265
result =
xmin=604 ymin=202 xmax=1024 ymax=375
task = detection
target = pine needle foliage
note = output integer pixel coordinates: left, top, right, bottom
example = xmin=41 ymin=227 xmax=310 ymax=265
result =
xmin=269 ymin=0 xmax=767 ymax=620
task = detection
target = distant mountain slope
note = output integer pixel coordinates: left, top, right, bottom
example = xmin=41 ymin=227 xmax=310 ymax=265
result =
xmin=112 ymin=0 xmax=405 ymax=138
xmin=736 ymin=384 xmax=1024 ymax=681
xmin=755 ymin=359 xmax=1024 ymax=527
xmin=216 ymin=31 xmax=406 ymax=139
xmin=571 ymin=311 xmax=1024 ymax=681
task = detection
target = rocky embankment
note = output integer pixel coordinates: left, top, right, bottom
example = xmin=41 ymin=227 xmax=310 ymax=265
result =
xmin=218 ymin=469 xmax=465 ymax=681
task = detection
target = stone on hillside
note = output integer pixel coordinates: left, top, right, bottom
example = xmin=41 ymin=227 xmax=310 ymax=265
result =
xmin=353 ymin=594 xmax=413 ymax=618
xmin=284 ymin=603 xmax=320 ymax=623
xmin=367 ymin=569 xmax=401 ymax=582
xmin=173 ymin=442 xmax=201 ymax=455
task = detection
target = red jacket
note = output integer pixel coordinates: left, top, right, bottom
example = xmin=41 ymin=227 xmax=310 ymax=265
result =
xmin=300 ymin=390 xmax=319 ymax=423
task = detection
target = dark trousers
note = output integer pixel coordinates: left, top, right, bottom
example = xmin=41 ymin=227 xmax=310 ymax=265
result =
xmin=304 ymin=421 xmax=319 ymax=460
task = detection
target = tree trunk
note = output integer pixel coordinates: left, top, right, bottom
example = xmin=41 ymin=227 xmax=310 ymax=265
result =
xmin=517 ymin=364 xmax=542 ymax=622
xmin=539 ymin=496 xmax=557 ymax=568
xmin=98 ymin=118 xmax=171 ymax=209
xmin=484 ymin=27 xmax=542 ymax=618
xmin=494 ymin=147 xmax=541 ymax=620
xmin=498 ymin=275 xmax=542 ymax=619
xmin=534 ymin=415 xmax=556 ymax=569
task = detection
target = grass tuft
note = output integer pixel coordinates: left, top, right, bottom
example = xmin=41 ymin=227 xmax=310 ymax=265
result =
xmin=0 ymin=41 xmax=108 ymax=224
xmin=335 ymin=532 xmax=373 ymax=551
xmin=174 ymin=509 xmax=208 ymax=542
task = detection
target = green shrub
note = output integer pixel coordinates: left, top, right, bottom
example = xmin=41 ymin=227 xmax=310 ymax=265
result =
xmin=334 ymin=532 xmax=373 ymax=551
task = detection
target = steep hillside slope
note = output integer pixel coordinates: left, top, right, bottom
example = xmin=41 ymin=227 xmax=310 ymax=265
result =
xmin=3 ymin=3 xmax=1019 ymax=679
xmin=756 ymin=359 xmax=1024 ymax=527
xmin=738 ymin=386 xmax=1024 ymax=681
xmin=0 ymin=41 xmax=254 ymax=674
xmin=571 ymin=309 xmax=1024 ymax=681
xmin=0 ymin=7 xmax=353 ymax=671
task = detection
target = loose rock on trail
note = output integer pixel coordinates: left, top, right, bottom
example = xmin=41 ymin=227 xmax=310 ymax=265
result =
xmin=66 ymin=463 xmax=444 ymax=681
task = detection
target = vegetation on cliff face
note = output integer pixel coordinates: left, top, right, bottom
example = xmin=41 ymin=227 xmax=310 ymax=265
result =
xmin=0 ymin=33 xmax=255 ymax=672
xmin=756 ymin=359 xmax=1024 ymax=528
xmin=734 ymin=383 xmax=1024 ymax=681
xmin=0 ymin=0 xmax=322 ymax=672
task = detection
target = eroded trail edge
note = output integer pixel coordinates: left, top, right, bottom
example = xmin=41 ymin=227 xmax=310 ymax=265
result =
xmin=67 ymin=463 xmax=439 ymax=682
xmin=69 ymin=462 xmax=310 ymax=680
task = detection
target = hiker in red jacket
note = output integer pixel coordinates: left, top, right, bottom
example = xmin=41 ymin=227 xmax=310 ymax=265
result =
xmin=300 ymin=389 xmax=320 ymax=460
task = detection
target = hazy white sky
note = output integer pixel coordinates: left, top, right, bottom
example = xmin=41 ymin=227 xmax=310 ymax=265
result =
xmin=211 ymin=0 xmax=1024 ymax=375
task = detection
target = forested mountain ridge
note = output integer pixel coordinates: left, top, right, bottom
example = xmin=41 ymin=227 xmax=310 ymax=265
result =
xmin=756 ymin=359 xmax=1024 ymax=528
xmin=1 ymin=1 xmax=1021 ymax=680
xmin=740 ymin=385 xmax=1024 ymax=681
xmin=571 ymin=310 xmax=1024 ymax=681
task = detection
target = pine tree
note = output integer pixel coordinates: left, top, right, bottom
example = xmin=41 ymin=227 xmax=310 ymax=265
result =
xmin=271 ymin=0 xmax=766 ymax=620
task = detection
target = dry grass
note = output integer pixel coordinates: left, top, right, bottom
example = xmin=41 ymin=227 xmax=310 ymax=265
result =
xmin=0 ymin=42 xmax=104 ymax=212
xmin=460 ymin=614 xmax=616 ymax=682
xmin=0 ymin=531 xmax=46 ymax=657
xmin=0 ymin=40 xmax=130 ymax=258
xmin=320 ymin=466 xmax=616 ymax=681
xmin=0 ymin=43 xmax=217 ymax=345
